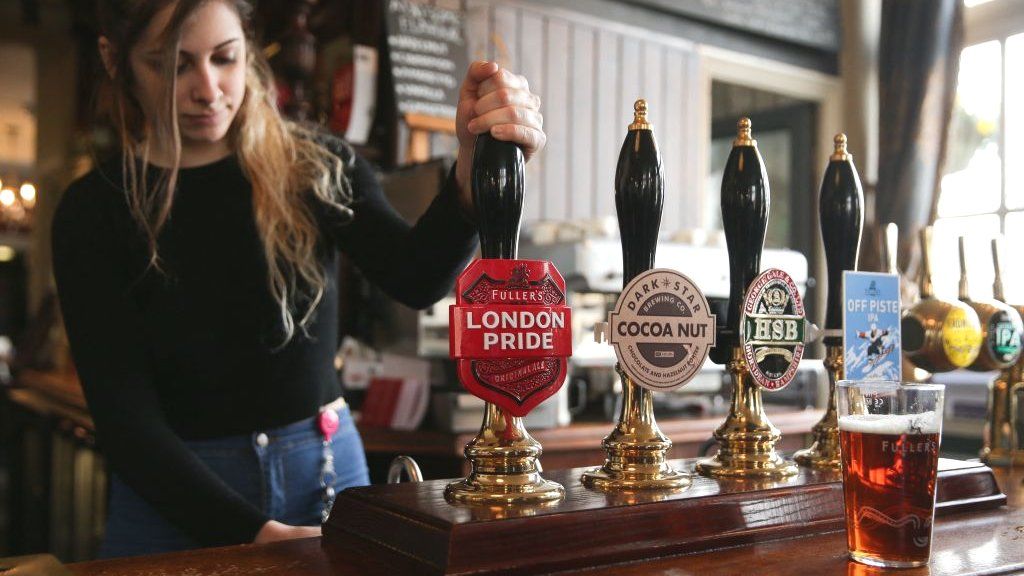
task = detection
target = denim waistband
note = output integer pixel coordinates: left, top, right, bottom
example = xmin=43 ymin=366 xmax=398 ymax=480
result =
xmin=184 ymin=399 xmax=350 ymax=451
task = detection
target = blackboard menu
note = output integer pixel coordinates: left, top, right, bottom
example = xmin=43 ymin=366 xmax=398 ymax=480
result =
xmin=386 ymin=0 xmax=468 ymax=120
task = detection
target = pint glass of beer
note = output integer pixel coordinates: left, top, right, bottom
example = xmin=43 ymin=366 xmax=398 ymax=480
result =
xmin=837 ymin=381 xmax=944 ymax=568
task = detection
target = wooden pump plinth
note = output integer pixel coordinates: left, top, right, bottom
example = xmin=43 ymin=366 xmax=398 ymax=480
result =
xmin=323 ymin=457 xmax=1005 ymax=575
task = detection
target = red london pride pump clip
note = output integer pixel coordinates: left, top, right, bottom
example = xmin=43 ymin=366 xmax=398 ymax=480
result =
xmin=449 ymin=259 xmax=573 ymax=417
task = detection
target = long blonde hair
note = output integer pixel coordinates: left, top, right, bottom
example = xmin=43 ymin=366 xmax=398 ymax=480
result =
xmin=97 ymin=0 xmax=353 ymax=346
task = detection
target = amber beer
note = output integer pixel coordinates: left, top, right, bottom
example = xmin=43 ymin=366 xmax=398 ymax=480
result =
xmin=837 ymin=381 xmax=944 ymax=568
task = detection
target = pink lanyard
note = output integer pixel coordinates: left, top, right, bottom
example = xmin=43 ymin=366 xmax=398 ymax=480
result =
xmin=317 ymin=409 xmax=340 ymax=523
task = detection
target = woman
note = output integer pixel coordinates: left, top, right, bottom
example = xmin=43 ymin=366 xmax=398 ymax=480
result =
xmin=52 ymin=0 xmax=544 ymax=558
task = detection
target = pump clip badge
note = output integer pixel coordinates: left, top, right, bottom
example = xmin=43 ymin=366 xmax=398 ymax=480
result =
xmin=741 ymin=268 xmax=806 ymax=391
xmin=598 ymin=269 xmax=716 ymax=392
xmin=449 ymin=259 xmax=572 ymax=417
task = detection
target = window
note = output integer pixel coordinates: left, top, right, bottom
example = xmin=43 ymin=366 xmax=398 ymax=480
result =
xmin=933 ymin=1 xmax=1024 ymax=303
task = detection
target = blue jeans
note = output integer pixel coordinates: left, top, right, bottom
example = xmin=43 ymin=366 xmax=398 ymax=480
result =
xmin=99 ymin=405 xmax=369 ymax=559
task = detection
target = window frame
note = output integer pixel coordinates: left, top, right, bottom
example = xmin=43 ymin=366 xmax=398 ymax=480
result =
xmin=935 ymin=0 xmax=1024 ymax=254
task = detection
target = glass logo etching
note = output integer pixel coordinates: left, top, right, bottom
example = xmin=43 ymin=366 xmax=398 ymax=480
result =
xmin=449 ymin=259 xmax=572 ymax=416
xmin=741 ymin=268 xmax=806 ymax=390
xmin=607 ymin=269 xmax=716 ymax=391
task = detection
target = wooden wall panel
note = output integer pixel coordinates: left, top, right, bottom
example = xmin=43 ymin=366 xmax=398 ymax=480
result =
xmin=619 ymin=37 xmax=641 ymax=130
xmin=569 ymin=26 xmax=596 ymax=219
xmin=642 ymin=43 xmax=664 ymax=116
xmin=681 ymin=49 xmax=702 ymax=230
xmin=466 ymin=0 xmax=491 ymax=63
xmin=542 ymin=19 xmax=570 ymax=220
xmin=518 ymin=11 xmax=545 ymax=222
xmin=661 ymin=49 xmax=686 ymax=234
xmin=492 ymin=5 xmax=518 ymax=68
xmin=593 ymin=29 xmax=620 ymax=220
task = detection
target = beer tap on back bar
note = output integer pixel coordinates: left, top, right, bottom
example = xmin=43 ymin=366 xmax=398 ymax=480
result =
xmin=696 ymin=118 xmax=798 ymax=478
xmin=900 ymin=227 xmax=983 ymax=373
xmin=881 ymin=223 xmax=898 ymax=275
xmin=981 ymin=237 xmax=1024 ymax=465
xmin=794 ymin=134 xmax=864 ymax=470
xmin=959 ymin=236 xmax=1024 ymax=372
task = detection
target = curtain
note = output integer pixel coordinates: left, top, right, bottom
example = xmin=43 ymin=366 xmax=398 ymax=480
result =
xmin=874 ymin=0 xmax=963 ymax=276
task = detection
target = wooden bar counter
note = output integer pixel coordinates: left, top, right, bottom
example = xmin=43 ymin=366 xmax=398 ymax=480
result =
xmin=68 ymin=463 xmax=1024 ymax=576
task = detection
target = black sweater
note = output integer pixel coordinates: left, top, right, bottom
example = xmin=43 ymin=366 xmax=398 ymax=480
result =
xmin=51 ymin=141 xmax=477 ymax=546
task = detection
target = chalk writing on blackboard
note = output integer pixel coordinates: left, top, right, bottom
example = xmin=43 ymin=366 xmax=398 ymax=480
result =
xmin=387 ymin=0 xmax=468 ymax=120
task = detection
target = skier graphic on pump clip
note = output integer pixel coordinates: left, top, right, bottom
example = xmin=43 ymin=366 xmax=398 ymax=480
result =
xmin=856 ymin=323 xmax=895 ymax=370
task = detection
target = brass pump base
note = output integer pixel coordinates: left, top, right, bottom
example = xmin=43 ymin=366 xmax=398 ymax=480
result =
xmin=980 ymin=365 xmax=1024 ymax=467
xmin=581 ymin=366 xmax=690 ymax=491
xmin=794 ymin=346 xmax=843 ymax=470
xmin=445 ymin=402 xmax=564 ymax=505
xmin=696 ymin=349 xmax=798 ymax=479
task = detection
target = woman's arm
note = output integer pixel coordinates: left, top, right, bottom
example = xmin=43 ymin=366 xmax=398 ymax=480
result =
xmin=328 ymin=61 xmax=545 ymax=309
xmin=52 ymin=177 xmax=273 ymax=546
xmin=331 ymin=154 xmax=478 ymax=309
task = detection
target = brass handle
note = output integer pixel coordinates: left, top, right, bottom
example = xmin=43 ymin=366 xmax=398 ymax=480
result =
xmin=919 ymin=226 xmax=934 ymax=299
xmin=993 ymin=237 xmax=1005 ymax=302
xmin=1010 ymin=382 xmax=1024 ymax=455
xmin=958 ymin=236 xmax=970 ymax=301
xmin=387 ymin=455 xmax=423 ymax=483
xmin=884 ymin=223 xmax=899 ymax=275
xmin=902 ymin=227 xmax=984 ymax=372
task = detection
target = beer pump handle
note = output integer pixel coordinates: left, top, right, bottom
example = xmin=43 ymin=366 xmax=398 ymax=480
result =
xmin=958 ymin=236 xmax=970 ymax=302
xmin=883 ymin=223 xmax=899 ymax=275
xmin=819 ymin=134 xmax=864 ymax=344
xmin=472 ymin=133 xmax=525 ymax=260
xmin=615 ymin=99 xmax=664 ymax=286
xmin=712 ymin=118 xmax=770 ymax=363
xmin=993 ymin=237 xmax=1006 ymax=302
xmin=918 ymin=227 xmax=935 ymax=299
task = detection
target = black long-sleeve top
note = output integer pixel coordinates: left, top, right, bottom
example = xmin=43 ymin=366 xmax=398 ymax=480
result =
xmin=51 ymin=137 xmax=477 ymax=546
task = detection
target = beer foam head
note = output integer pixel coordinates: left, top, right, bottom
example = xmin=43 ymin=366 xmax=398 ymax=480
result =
xmin=838 ymin=411 xmax=941 ymax=435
